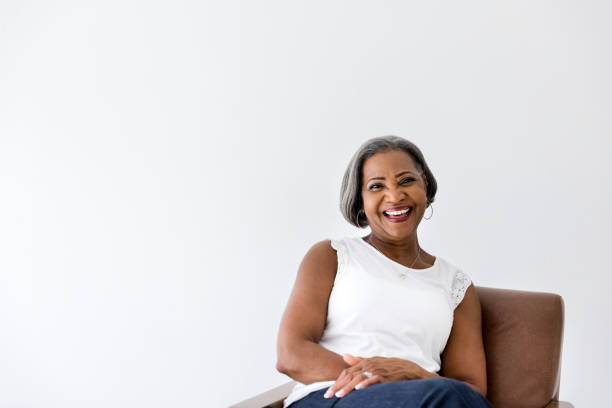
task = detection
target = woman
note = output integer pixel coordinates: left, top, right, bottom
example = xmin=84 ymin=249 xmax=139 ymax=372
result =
xmin=276 ymin=136 xmax=493 ymax=408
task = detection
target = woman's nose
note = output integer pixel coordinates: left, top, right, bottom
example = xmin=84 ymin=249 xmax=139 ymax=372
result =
xmin=385 ymin=186 xmax=406 ymax=202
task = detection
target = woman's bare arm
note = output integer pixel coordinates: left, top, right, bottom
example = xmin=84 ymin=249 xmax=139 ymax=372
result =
xmin=276 ymin=240 xmax=350 ymax=384
xmin=440 ymin=284 xmax=488 ymax=397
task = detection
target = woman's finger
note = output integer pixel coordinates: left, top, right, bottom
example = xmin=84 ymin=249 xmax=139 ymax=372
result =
xmin=354 ymin=374 xmax=381 ymax=390
xmin=333 ymin=371 xmax=370 ymax=398
xmin=324 ymin=369 xmax=353 ymax=398
xmin=324 ymin=360 xmax=373 ymax=398
xmin=343 ymin=353 xmax=363 ymax=366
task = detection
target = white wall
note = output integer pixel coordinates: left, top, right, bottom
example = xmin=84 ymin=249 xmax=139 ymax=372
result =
xmin=1 ymin=1 xmax=610 ymax=407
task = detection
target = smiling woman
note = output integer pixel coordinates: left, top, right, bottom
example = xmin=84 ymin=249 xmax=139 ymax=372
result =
xmin=358 ymin=149 xmax=436 ymax=270
xmin=275 ymin=136 xmax=494 ymax=408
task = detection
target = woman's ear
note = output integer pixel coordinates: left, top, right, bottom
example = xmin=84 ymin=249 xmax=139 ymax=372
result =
xmin=422 ymin=174 xmax=430 ymax=204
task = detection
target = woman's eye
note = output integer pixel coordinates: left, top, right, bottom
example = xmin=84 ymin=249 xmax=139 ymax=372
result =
xmin=368 ymin=184 xmax=383 ymax=190
xmin=401 ymin=178 xmax=415 ymax=184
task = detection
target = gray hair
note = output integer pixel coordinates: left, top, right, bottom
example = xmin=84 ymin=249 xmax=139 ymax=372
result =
xmin=340 ymin=136 xmax=438 ymax=228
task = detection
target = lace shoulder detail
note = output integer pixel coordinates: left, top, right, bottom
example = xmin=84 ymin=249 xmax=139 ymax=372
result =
xmin=451 ymin=270 xmax=471 ymax=309
xmin=330 ymin=239 xmax=347 ymax=275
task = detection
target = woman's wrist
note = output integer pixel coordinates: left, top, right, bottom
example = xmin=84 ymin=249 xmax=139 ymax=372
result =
xmin=415 ymin=366 xmax=441 ymax=380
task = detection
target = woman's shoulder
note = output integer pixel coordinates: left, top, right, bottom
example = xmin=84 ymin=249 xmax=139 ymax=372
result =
xmin=305 ymin=236 xmax=359 ymax=257
xmin=301 ymin=239 xmax=338 ymax=266
xmin=431 ymin=256 xmax=473 ymax=308
xmin=306 ymin=239 xmax=336 ymax=253
xmin=302 ymin=237 xmax=361 ymax=270
xmin=424 ymin=255 xmax=472 ymax=284
xmin=328 ymin=235 xmax=367 ymax=248
xmin=430 ymin=255 xmax=461 ymax=272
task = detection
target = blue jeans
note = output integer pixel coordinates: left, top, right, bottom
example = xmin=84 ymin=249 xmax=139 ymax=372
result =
xmin=288 ymin=378 xmax=494 ymax=408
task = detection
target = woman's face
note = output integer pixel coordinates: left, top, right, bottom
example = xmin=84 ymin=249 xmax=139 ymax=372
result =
xmin=361 ymin=149 xmax=429 ymax=242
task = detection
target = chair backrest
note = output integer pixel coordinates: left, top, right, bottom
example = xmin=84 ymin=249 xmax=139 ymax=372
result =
xmin=476 ymin=286 xmax=565 ymax=408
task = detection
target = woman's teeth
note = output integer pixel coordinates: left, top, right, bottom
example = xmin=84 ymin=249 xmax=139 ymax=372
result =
xmin=384 ymin=208 xmax=411 ymax=216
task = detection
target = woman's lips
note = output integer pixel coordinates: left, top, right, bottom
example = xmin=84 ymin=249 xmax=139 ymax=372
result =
xmin=382 ymin=207 xmax=412 ymax=223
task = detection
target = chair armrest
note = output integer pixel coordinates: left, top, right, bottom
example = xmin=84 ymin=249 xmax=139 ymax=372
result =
xmin=230 ymin=381 xmax=296 ymax=408
xmin=544 ymin=401 xmax=574 ymax=408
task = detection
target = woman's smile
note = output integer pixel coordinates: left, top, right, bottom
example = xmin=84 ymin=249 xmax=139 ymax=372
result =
xmin=382 ymin=205 xmax=413 ymax=223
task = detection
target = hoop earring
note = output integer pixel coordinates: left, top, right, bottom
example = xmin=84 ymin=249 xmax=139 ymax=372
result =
xmin=358 ymin=209 xmax=367 ymax=226
xmin=424 ymin=204 xmax=433 ymax=220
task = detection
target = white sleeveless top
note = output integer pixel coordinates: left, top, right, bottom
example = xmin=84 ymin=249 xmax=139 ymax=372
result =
xmin=283 ymin=236 xmax=472 ymax=407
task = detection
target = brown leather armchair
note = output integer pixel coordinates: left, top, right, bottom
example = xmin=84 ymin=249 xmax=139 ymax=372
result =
xmin=231 ymin=287 xmax=573 ymax=408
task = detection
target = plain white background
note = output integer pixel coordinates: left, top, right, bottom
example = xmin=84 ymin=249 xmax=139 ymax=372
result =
xmin=1 ymin=1 xmax=610 ymax=407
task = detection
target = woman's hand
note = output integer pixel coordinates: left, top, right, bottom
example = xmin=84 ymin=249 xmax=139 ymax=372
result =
xmin=324 ymin=353 xmax=431 ymax=399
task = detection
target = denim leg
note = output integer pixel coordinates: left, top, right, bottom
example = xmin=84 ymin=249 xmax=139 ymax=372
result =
xmin=416 ymin=378 xmax=494 ymax=408
xmin=289 ymin=378 xmax=494 ymax=408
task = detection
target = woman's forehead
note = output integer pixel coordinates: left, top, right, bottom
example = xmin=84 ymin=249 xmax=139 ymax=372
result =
xmin=362 ymin=150 xmax=418 ymax=176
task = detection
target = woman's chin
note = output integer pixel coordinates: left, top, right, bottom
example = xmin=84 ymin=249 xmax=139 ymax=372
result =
xmin=373 ymin=225 xmax=416 ymax=241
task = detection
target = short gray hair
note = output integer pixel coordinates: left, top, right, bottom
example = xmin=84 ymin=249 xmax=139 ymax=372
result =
xmin=340 ymin=136 xmax=438 ymax=228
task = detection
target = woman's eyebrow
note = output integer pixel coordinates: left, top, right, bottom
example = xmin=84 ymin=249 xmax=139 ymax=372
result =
xmin=366 ymin=170 xmax=417 ymax=183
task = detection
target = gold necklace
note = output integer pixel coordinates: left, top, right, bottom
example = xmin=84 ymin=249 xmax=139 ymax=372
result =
xmin=367 ymin=235 xmax=421 ymax=269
